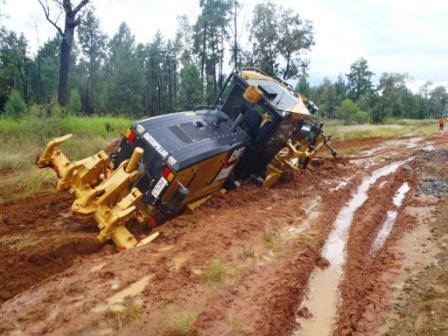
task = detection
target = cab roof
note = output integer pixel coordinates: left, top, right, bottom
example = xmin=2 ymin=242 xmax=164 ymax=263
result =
xmin=239 ymin=70 xmax=311 ymax=120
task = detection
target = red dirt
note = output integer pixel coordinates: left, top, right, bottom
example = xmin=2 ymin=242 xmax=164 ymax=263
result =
xmin=334 ymin=167 xmax=418 ymax=335
xmin=0 ymin=134 xmax=447 ymax=336
xmin=0 ymin=193 xmax=114 ymax=303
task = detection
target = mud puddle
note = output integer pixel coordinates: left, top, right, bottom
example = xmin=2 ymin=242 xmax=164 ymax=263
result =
xmin=371 ymin=182 xmax=410 ymax=254
xmin=295 ymin=160 xmax=408 ymax=335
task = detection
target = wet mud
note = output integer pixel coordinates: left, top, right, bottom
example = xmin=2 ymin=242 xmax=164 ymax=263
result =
xmin=0 ymin=134 xmax=447 ymax=336
xmin=0 ymin=193 xmax=113 ymax=303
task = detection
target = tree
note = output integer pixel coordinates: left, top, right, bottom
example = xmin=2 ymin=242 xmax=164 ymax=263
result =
xmin=31 ymin=34 xmax=61 ymax=104
xmin=38 ymin=0 xmax=90 ymax=107
xmin=175 ymin=15 xmax=193 ymax=69
xmin=0 ymin=31 xmax=31 ymax=103
xmin=276 ymin=8 xmax=313 ymax=80
xmin=249 ymin=1 xmax=278 ymax=76
xmin=67 ymin=88 xmax=81 ymax=114
xmin=105 ymin=23 xmax=144 ymax=115
xmin=193 ymin=0 xmax=233 ymax=103
xmin=141 ymin=32 xmax=167 ymax=115
xmin=178 ymin=64 xmax=203 ymax=109
xmin=334 ymin=74 xmax=348 ymax=106
xmin=295 ymin=75 xmax=311 ymax=97
xmin=334 ymin=99 xmax=369 ymax=125
xmin=4 ymin=90 xmax=27 ymax=117
xmin=248 ymin=2 xmax=313 ymax=80
xmin=346 ymin=58 xmax=374 ymax=101
xmin=315 ymin=78 xmax=337 ymax=119
xmin=77 ymin=9 xmax=107 ymax=114
xmin=375 ymin=73 xmax=409 ymax=122
xmin=229 ymin=0 xmax=241 ymax=70
xmin=429 ymin=86 xmax=448 ymax=118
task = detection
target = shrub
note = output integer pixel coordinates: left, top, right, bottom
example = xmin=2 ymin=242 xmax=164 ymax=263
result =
xmin=335 ymin=99 xmax=369 ymax=125
xmin=68 ymin=89 xmax=82 ymax=115
xmin=4 ymin=90 xmax=27 ymax=117
xmin=354 ymin=110 xmax=371 ymax=124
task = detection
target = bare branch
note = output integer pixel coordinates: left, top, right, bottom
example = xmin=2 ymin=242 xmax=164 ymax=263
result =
xmin=37 ymin=0 xmax=64 ymax=36
xmin=73 ymin=0 xmax=90 ymax=15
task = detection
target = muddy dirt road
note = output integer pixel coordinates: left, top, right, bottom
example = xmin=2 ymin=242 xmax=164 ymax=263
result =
xmin=0 ymin=133 xmax=447 ymax=336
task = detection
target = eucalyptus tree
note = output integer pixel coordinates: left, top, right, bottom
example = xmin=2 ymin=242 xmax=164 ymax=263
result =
xmin=38 ymin=0 xmax=90 ymax=106
xmin=77 ymin=8 xmax=107 ymax=113
xmin=249 ymin=2 xmax=314 ymax=79
xmin=193 ymin=0 xmax=233 ymax=103
xmin=346 ymin=58 xmax=374 ymax=101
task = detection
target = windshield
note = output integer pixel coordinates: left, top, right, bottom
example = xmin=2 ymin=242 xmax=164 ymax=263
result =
xmin=220 ymin=80 xmax=274 ymax=139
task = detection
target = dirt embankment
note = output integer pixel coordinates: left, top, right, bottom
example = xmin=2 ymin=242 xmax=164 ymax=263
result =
xmin=0 ymin=193 xmax=114 ymax=303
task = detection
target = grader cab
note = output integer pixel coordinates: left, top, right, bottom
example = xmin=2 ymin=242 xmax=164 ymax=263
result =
xmin=36 ymin=69 xmax=336 ymax=250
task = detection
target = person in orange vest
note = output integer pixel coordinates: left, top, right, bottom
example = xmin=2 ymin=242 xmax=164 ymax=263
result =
xmin=439 ymin=117 xmax=445 ymax=132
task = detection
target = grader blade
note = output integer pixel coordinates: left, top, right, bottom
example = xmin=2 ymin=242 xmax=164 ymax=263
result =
xmin=36 ymin=136 xmax=159 ymax=250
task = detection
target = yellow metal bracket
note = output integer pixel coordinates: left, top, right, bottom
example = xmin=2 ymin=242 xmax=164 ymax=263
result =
xmin=36 ymin=136 xmax=158 ymax=250
xmin=263 ymin=134 xmax=332 ymax=188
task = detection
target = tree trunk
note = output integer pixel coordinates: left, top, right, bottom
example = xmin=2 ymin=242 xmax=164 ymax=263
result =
xmin=39 ymin=0 xmax=90 ymax=107
xmin=168 ymin=57 xmax=172 ymax=112
xmin=90 ymin=56 xmax=96 ymax=114
xmin=58 ymin=23 xmax=74 ymax=107
xmin=84 ymin=76 xmax=90 ymax=114
xmin=283 ymin=57 xmax=290 ymax=80
xmin=232 ymin=1 xmax=238 ymax=70
xmin=201 ymin=23 xmax=207 ymax=87
xmin=16 ymin=64 xmax=28 ymax=103
xmin=37 ymin=56 xmax=43 ymax=103
xmin=173 ymin=61 xmax=177 ymax=110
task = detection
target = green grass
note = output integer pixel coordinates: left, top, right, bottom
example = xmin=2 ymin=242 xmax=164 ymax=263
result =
xmin=228 ymin=314 xmax=247 ymax=334
xmin=108 ymin=299 xmax=143 ymax=334
xmin=0 ymin=234 xmax=41 ymax=250
xmin=325 ymin=119 xmax=439 ymax=140
xmin=201 ymin=259 xmax=228 ymax=285
xmin=169 ymin=308 xmax=203 ymax=334
xmin=0 ymin=115 xmax=131 ymax=146
xmin=0 ymin=115 xmax=131 ymax=171
xmin=0 ymin=115 xmax=132 ymax=203
xmin=263 ymin=232 xmax=282 ymax=253
xmin=0 ymin=169 xmax=57 ymax=204
xmin=0 ymin=115 xmax=439 ymax=204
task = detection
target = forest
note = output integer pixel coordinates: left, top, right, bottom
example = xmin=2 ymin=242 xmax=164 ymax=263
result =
xmin=0 ymin=0 xmax=447 ymax=123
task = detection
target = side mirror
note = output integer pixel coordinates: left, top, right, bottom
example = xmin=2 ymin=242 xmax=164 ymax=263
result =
xmin=308 ymin=101 xmax=319 ymax=114
xmin=243 ymin=85 xmax=263 ymax=104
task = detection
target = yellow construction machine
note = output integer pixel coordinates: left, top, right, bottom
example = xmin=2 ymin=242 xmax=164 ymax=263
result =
xmin=36 ymin=69 xmax=336 ymax=250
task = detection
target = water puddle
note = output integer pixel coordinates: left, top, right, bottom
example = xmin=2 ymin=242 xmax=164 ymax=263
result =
xmin=294 ymin=160 xmax=408 ymax=336
xmin=378 ymin=180 xmax=387 ymax=189
xmin=90 ymin=262 xmax=107 ymax=273
xmin=371 ymin=183 xmax=410 ymax=253
xmin=393 ymin=182 xmax=410 ymax=207
xmin=287 ymin=197 xmax=321 ymax=236
xmin=423 ymin=144 xmax=435 ymax=151
xmin=405 ymin=137 xmax=424 ymax=149
xmin=93 ymin=274 xmax=154 ymax=312
xmin=330 ymin=179 xmax=351 ymax=192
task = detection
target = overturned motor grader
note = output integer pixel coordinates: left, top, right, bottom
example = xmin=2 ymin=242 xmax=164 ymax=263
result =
xmin=36 ymin=69 xmax=336 ymax=250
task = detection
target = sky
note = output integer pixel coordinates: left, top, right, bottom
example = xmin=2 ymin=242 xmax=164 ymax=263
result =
xmin=2 ymin=0 xmax=448 ymax=91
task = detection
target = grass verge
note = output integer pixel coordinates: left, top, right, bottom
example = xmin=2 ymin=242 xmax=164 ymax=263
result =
xmin=0 ymin=115 xmax=131 ymax=204
xmin=325 ymin=119 xmax=438 ymax=140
